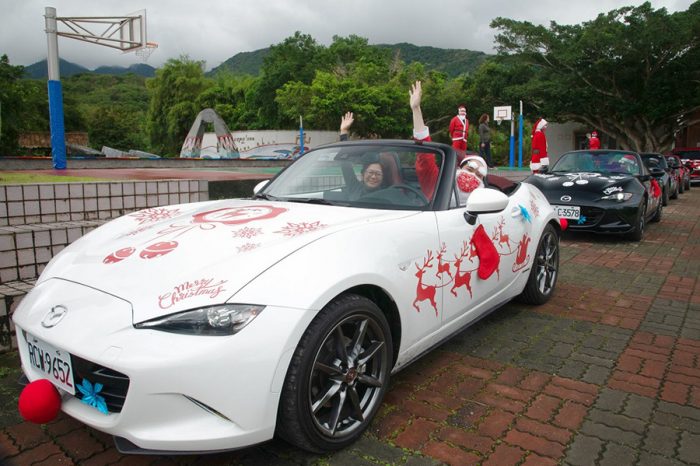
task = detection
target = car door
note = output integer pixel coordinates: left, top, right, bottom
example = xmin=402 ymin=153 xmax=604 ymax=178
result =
xmin=434 ymin=184 xmax=532 ymax=326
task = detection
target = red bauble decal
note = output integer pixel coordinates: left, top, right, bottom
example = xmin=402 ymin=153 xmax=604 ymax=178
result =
xmin=103 ymin=247 xmax=136 ymax=264
xmin=18 ymin=379 xmax=61 ymax=424
xmin=192 ymin=205 xmax=287 ymax=226
xmin=140 ymin=241 xmax=179 ymax=259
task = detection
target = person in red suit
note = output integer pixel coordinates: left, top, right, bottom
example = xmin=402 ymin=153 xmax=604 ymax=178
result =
xmin=530 ymin=118 xmax=549 ymax=172
xmin=449 ymin=104 xmax=469 ymax=151
xmin=589 ymin=130 xmax=601 ymax=150
xmin=409 ymin=81 xmax=486 ymax=201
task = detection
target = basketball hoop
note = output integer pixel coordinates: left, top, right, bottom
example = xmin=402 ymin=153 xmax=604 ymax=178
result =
xmin=134 ymin=42 xmax=158 ymax=61
xmin=495 ymin=118 xmax=504 ymax=126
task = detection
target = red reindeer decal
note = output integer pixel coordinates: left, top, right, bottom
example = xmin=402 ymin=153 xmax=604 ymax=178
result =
xmin=413 ymin=250 xmax=438 ymax=315
xmin=468 ymin=240 xmax=478 ymax=262
xmin=451 ymin=242 xmax=473 ymax=298
xmin=492 ymin=217 xmax=512 ymax=252
xmin=435 ymin=243 xmax=453 ymax=279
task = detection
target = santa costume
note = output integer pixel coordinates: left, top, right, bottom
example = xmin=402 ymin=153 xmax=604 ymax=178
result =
xmin=589 ymin=131 xmax=601 ymax=150
xmin=530 ymin=118 xmax=549 ymax=172
xmin=449 ymin=105 xmax=469 ymax=151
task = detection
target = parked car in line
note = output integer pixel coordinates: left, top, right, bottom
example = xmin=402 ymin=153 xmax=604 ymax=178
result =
xmin=664 ymin=154 xmax=686 ymax=196
xmin=524 ymin=150 xmax=662 ymax=241
xmin=671 ymin=147 xmax=699 ymax=187
xmin=13 ymin=140 xmax=561 ymax=454
xmin=641 ymin=153 xmax=674 ymax=205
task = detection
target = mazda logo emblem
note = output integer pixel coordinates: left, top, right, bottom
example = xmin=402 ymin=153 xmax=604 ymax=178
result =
xmin=42 ymin=305 xmax=68 ymax=328
xmin=560 ymin=195 xmax=572 ymax=202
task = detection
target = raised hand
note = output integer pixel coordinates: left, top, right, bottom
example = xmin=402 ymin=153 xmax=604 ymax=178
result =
xmin=340 ymin=112 xmax=354 ymax=135
xmin=409 ymin=81 xmax=422 ymax=110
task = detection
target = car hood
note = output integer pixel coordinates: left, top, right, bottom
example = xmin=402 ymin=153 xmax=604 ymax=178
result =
xmin=40 ymin=199 xmax=418 ymax=322
xmin=525 ymin=172 xmax=638 ymax=199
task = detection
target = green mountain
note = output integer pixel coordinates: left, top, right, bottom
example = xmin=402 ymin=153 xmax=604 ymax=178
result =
xmin=23 ymin=58 xmax=90 ymax=79
xmin=376 ymin=43 xmax=489 ymax=77
xmin=207 ymin=49 xmax=270 ymax=76
xmin=208 ymin=43 xmax=490 ymax=77
xmin=23 ymin=58 xmax=156 ymax=79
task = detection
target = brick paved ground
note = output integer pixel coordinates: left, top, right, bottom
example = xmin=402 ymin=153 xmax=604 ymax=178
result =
xmin=1 ymin=189 xmax=698 ymax=465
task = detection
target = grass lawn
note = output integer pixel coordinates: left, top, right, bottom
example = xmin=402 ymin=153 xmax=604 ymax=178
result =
xmin=0 ymin=173 xmax=111 ymax=184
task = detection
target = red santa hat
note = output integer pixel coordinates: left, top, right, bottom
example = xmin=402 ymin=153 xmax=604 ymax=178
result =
xmin=592 ymin=131 xmax=598 ymax=137
xmin=460 ymin=155 xmax=488 ymax=177
xmin=532 ymin=118 xmax=542 ymax=137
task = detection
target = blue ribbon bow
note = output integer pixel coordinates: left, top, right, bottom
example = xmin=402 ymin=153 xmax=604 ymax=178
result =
xmin=77 ymin=379 xmax=109 ymax=415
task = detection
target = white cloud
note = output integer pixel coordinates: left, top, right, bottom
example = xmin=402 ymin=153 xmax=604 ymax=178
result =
xmin=1 ymin=0 xmax=693 ymax=71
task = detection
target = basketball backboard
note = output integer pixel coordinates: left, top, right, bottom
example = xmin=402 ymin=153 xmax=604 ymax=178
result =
xmin=493 ymin=106 xmax=512 ymax=122
xmin=54 ymin=10 xmax=146 ymax=52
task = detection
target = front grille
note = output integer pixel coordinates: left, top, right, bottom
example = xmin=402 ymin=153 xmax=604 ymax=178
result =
xmin=571 ymin=206 xmax=605 ymax=227
xmin=71 ymin=355 xmax=130 ymax=413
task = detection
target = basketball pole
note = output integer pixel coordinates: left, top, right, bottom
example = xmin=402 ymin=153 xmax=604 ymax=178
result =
xmin=45 ymin=7 xmax=67 ymax=169
xmin=518 ymin=100 xmax=524 ymax=169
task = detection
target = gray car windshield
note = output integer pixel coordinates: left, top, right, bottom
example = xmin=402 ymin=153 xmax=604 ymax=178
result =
xmin=552 ymin=151 xmax=641 ymax=176
xmin=259 ymin=145 xmax=443 ymax=210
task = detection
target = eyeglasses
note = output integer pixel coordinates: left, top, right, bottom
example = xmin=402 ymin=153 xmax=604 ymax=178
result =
xmin=365 ymin=170 xmax=383 ymax=178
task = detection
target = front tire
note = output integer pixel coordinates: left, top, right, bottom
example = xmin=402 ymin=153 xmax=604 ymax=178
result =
xmin=277 ymin=294 xmax=392 ymax=453
xmin=518 ymin=224 xmax=559 ymax=304
xmin=627 ymin=202 xmax=646 ymax=241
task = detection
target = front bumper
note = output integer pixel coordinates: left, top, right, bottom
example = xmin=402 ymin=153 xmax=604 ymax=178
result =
xmin=550 ymin=201 xmax=640 ymax=234
xmin=13 ymin=279 xmax=314 ymax=452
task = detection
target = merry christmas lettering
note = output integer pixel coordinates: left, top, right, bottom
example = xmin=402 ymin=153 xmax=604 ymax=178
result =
xmin=158 ymin=278 xmax=228 ymax=309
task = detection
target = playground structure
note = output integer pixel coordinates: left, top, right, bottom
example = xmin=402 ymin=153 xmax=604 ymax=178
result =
xmin=180 ymin=109 xmax=239 ymax=159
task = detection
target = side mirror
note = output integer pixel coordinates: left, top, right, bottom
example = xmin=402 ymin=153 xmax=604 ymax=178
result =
xmin=253 ymin=180 xmax=270 ymax=195
xmin=464 ymin=188 xmax=509 ymax=225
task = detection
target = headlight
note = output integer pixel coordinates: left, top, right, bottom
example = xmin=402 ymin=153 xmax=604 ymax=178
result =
xmin=601 ymin=192 xmax=633 ymax=201
xmin=134 ymin=304 xmax=265 ymax=336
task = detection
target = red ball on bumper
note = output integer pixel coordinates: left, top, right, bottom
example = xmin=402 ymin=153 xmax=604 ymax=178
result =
xmin=18 ymin=379 xmax=61 ymax=424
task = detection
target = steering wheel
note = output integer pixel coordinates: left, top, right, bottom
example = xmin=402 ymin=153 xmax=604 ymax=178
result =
xmin=381 ymin=184 xmax=429 ymax=205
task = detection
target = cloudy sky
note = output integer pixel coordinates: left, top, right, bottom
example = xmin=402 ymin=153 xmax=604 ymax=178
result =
xmin=1 ymin=0 xmax=694 ymax=71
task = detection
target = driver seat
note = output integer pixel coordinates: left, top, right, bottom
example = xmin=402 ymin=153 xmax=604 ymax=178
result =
xmin=379 ymin=152 xmax=403 ymax=186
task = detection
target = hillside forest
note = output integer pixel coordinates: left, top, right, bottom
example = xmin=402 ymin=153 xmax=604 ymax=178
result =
xmin=0 ymin=1 xmax=698 ymax=160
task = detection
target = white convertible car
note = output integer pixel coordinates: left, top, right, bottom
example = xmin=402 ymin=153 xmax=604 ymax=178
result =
xmin=13 ymin=140 xmax=561 ymax=454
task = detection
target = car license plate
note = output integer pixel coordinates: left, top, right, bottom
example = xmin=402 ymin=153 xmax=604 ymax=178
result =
xmin=553 ymin=205 xmax=581 ymax=220
xmin=25 ymin=334 xmax=75 ymax=395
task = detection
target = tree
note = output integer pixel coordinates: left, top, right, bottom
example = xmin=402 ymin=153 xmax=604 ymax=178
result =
xmin=489 ymin=1 xmax=700 ymax=151
xmin=0 ymin=55 xmax=26 ymax=155
xmin=251 ymin=32 xmax=324 ymax=128
xmin=146 ymin=56 xmax=210 ymax=156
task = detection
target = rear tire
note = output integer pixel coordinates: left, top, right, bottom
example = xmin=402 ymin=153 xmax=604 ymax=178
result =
xmin=651 ymin=200 xmax=662 ymax=223
xmin=662 ymin=185 xmax=669 ymax=206
xmin=276 ymin=294 xmax=392 ymax=453
xmin=679 ymin=179 xmax=685 ymax=194
xmin=518 ymin=224 xmax=559 ymax=305
xmin=671 ymin=182 xmax=679 ymax=199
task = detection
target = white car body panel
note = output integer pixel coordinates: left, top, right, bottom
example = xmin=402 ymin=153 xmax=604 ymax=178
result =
xmin=13 ymin=144 xmax=557 ymax=453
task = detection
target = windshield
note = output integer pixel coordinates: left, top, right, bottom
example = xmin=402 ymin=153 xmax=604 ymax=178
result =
xmin=259 ymin=144 xmax=444 ymax=210
xmin=641 ymin=153 xmax=668 ymax=170
xmin=551 ymin=151 xmax=642 ymax=176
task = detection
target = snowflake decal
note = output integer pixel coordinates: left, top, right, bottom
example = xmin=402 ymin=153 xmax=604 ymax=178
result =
xmin=129 ymin=208 xmax=180 ymax=225
xmin=237 ymin=243 xmax=260 ymax=253
xmin=275 ymin=221 xmax=328 ymax=237
xmin=232 ymin=227 xmax=263 ymax=239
